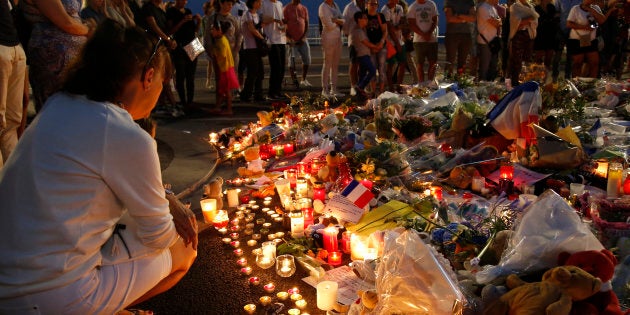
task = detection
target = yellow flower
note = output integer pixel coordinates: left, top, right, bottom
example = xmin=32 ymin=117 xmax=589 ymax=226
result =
xmin=361 ymin=158 xmax=375 ymax=175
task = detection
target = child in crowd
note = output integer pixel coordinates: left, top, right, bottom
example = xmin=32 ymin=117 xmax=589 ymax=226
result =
xmin=350 ymin=11 xmax=382 ymax=99
xmin=211 ymin=21 xmax=240 ymax=115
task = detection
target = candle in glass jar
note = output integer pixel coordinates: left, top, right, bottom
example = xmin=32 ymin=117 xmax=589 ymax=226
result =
xmin=328 ymin=251 xmax=342 ymax=266
xmin=322 ymin=227 xmax=339 ymax=253
xmin=208 ymin=132 xmax=219 ymax=144
xmin=316 ymin=281 xmax=338 ymax=311
xmin=296 ymin=162 xmax=308 ymax=178
xmin=284 ymin=169 xmax=298 ymax=188
xmin=284 ymin=142 xmax=295 ymax=155
xmin=608 ymin=162 xmax=623 ymax=198
xmin=290 ymin=211 xmax=305 ymax=238
xmin=312 ymin=181 xmax=326 ymax=202
xmin=200 ymin=198 xmax=217 ymax=223
xmin=212 ymin=210 xmax=229 ymax=230
xmin=350 ymin=233 xmax=367 ymax=261
xmin=360 ymin=179 xmax=373 ymax=190
xmin=341 ymin=231 xmax=352 ymax=254
xmin=227 ymin=189 xmax=239 ymax=208
xmin=296 ymin=178 xmax=308 ymax=198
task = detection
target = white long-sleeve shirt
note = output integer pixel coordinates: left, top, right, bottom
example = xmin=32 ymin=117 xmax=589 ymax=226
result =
xmin=0 ymin=93 xmax=178 ymax=298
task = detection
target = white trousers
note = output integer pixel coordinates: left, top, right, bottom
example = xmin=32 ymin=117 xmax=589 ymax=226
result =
xmin=320 ymin=30 xmax=342 ymax=92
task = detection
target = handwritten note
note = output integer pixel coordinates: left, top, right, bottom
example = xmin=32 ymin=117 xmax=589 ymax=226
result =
xmin=302 ymin=265 xmax=374 ymax=306
xmin=322 ymin=194 xmax=366 ymax=223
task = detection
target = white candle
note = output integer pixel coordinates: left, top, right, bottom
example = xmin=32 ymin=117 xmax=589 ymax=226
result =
xmin=227 ymin=189 xmax=239 ymax=208
xmin=316 ymin=281 xmax=338 ymax=311
xmin=296 ymin=178 xmax=308 ymax=198
xmin=200 ymin=198 xmax=217 ymax=223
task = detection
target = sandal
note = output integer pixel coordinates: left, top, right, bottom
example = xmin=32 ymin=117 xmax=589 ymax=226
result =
xmin=116 ymin=309 xmax=154 ymax=315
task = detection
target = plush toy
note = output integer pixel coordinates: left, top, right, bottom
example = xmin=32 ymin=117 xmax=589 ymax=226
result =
xmin=356 ymin=289 xmax=378 ymax=315
xmin=203 ymin=177 xmax=224 ymax=210
xmin=558 ymin=249 xmax=627 ymax=315
xmin=483 ymin=265 xmax=603 ymax=315
xmin=318 ymin=151 xmax=344 ymax=182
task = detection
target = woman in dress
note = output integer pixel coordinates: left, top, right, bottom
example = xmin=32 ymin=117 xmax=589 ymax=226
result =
xmin=22 ymin=0 xmax=93 ymax=112
xmin=239 ymin=0 xmax=265 ymax=102
xmin=318 ymin=0 xmax=345 ymax=98
xmin=0 ymin=20 xmax=197 ymax=315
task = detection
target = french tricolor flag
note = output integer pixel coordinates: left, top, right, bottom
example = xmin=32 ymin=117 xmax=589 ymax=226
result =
xmin=341 ymin=180 xmax=374 ymax=209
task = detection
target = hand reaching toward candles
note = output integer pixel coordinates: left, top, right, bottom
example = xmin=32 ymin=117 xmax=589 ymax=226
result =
xmin=166 ymin=194 xmax=199 ymax=250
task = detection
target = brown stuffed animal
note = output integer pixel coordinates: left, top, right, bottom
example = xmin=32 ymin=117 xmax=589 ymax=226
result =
xmin=483 ymin=265 xmax=602 ymax=315
xmin=357 ymin=289 xmax=378 ymax=315
xmin=203 ymin=177 xmax=224 ymax=210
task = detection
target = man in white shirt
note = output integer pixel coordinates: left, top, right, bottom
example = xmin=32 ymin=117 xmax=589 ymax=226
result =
xmin=407 ymin=0 xmax=438 ymax=83
xmin=343 ymin=0 xmax=365 ymax=96
xmin=261 ymin=0 xmax=287 ymax=100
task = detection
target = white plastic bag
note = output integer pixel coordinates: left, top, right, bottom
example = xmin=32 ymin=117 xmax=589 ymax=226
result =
xmin=374 ymin=230 xmax=466 ymax=314
xmin=476 ymin=190 xmax=604 ymax=284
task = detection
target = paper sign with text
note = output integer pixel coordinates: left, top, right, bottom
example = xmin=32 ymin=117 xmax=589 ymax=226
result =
xmin=302 ymin=265 xmax=374 ymax=306
xmin=322 ymin=194 xmax=366 ymax=223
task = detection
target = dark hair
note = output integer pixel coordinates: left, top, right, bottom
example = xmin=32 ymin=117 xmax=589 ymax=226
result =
xmin=354 ymin=11 xmax=366 ymax=22
xmin=63 ymin=19 xmax=172 ymax=102
xmin=246 ymin=0 xmax=258 ymax=9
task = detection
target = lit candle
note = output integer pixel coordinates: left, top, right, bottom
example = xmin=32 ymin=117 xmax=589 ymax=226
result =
xmin=287 ymin=309 xmax=301 ymax=315
xmin=322 ymin=227 xmax=339 ymax=253
xmin=276 ymin=254 xmax=296 ymax=277
xmin=247 ymin=239 xmax=257 ymax=247
xmin=236 ymin=258 xmax=248 ymax=267
xmin=290 ymin=210 xmax=305 ymax=238
xmin=296 ymin=162 xmax=309 ymax=178
xmin=263 ymin=282 xmax=276 ymax=293
xmin=239 ymin=194 xmax=250 ymax=204
xmin=230 ymin=241 xmax=240 ymax=248
xmin=296 ymin=177 xmax=308 ymax=198
xmin=596 ymin=161 xmax=609 ymax=178
xmin=229 ymin=225 xmax=240 ymax=232
xmin=232 ymin=178 xmax=243 ymax=187
xmin=248 ymin=276 xmax=260 ymax=285
xmin=244 ymin=228 xmax=254 ymax=235
xmin=608 ymin=162 xmax=623 ymax=198
xmin=295 ymin=299 xmax=307 ymax=310
xmin=227 ymin=189 xmax=239 ymax=208
xmin=252 ymin=233 xmax=261 ymax=240
xmin=221 ymin=237 xmax=231 ymax=244
xmin=212 ymin=210 xmax=229 ymax=230
xmin=328 ymin=251 xmax=342 ymax=266
xmin=259 ymin=295 xmax=272 ymax=306
xmin=229 ymin=232 xmax=239 ymax=240
xmin=285 ymin=169 xmax=298 ymax=188
xmin=284 ymin=142 xmax=295 ymax=155
xmin=208 ymin=132 xmax=219 ymax=144
xmin=430 ymin=186 xmax=443 ymax=201
xmin=500 ymin=164 xmax=515 ymax=180
xmin=360 ymin=179 xmax=373 ymax=190
xmin=290 ymin=293 xmax=303 ymax=301
xmin=350 ymin=233 xmax=367 ymax=261
xmin=243 ymin=304 xmax=256 ymax=314
xmin=240 ymin=266 xmax=252 ymax=275
xmin=312 ymin=181 xmax=326 ymax=202
xmin=316 ymin=281 xmax=338 ymax=311
xmin=200 ymin=198 xmax=217 ymax=224
xmin=277 ymin=291 xmax=289 ymax=301
xmin=288 ymin=287 xmax=300 ymax=295
xmin=233 ymin=248 xmax=243 ymax=257
xmin=341 ymin=231 xmax=352 ymax=254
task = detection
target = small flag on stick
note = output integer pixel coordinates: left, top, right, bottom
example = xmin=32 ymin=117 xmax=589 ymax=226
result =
xmin=340 ymin=180 xmax=374 ymax=209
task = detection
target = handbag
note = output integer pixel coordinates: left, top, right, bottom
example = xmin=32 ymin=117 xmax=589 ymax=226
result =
xmin=183 ymin=37 xmax=205 ymax=61
xmin=255 ymin=35 xmax=270 ymax=57
xmin=386 ymin=40 xmax=397 ymax=59
xmin=480 ymin=32 xmax=501 ymax=54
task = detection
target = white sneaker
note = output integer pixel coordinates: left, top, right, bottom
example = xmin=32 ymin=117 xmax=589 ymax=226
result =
xmin=300 ymin=80 xmax=312 ymax=87
xmin=350 ymin=87 xmax=357 ymax=96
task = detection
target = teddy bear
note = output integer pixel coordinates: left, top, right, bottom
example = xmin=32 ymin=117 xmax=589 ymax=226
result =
xmin=203 ymin=177 xmax=224 ymax=210
xmin=483 ymin=265 xmax=602 ymax=315
xmin=355 ymin=289 xmax=378 ymax=315
xmin=558 ymin=249 xmax=627 ymax=315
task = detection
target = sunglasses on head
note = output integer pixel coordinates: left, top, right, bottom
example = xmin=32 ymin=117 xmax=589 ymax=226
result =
xmin=142 ymin=37 xmax=163 ymax=81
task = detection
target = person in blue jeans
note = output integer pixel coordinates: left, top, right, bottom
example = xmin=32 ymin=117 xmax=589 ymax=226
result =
xmin=350 ymin=11 xmax=381 ymax=98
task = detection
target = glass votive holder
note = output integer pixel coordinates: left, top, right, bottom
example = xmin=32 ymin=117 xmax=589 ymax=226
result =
xmin=259 ymin=295 xmax=272 ymax=306
xmin=276 ymin=254 xmax=296 ymax=277
xmin=252 ymin=233 xmax=261 ymax=240
xmin=256 ymin=218 xmax=266 ymax=225
xmin=247 ymin=239 xmax=258 ymax=247
xmin=260 ymin=228 xmax=270 ymax=235
xmin=244 ymin=228 xmax=254 ymax=235
xmin=276 ymin=291 xmax=289 ymax=301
